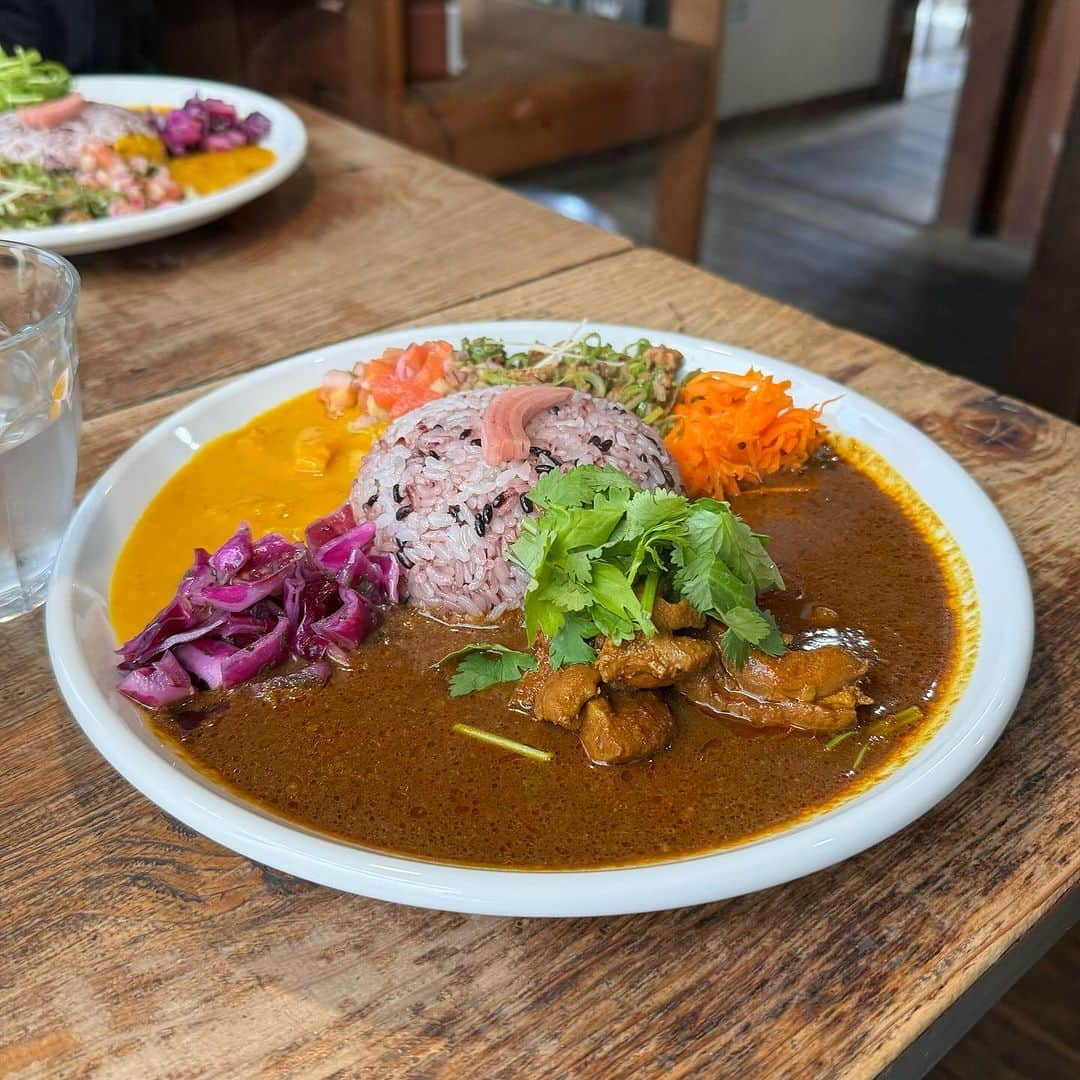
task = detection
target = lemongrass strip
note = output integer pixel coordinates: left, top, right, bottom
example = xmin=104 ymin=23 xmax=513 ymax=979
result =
xmin=452 ymin=724 xmax=553 ymax=763
xmin=825 ymin=730 xmax=857 ymax=751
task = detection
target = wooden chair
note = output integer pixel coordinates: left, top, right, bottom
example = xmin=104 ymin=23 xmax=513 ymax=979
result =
xmin=160 ymin=0 xmax=725 ymax=261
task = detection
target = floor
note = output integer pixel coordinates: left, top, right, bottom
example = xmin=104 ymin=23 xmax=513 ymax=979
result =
xmin=509 ymin=89 xmax=1031 ymax=391
xmin=508 ymin=86 xmax=1077 ymax=1078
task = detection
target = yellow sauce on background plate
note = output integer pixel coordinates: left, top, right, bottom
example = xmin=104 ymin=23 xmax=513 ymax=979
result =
xmin=167 ymin=146 xmax=277 ymax=195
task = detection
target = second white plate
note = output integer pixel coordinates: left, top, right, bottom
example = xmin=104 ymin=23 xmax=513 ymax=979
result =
xmin=0 ymin=74 xmax=307 ymax=255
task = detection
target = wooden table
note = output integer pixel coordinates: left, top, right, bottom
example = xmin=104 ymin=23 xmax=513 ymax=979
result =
xmin=2 ymin=102 xmax=1077 ymax=1079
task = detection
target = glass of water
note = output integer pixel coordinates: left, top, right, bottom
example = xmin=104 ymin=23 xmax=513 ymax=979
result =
xmin=0 ymin=241 xmax=81 ymax=622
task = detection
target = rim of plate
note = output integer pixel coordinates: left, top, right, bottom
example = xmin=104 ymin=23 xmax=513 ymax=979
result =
xmin=0 ymin=75 xmax=307 ymax=254
xmin=46 ymin=321 xmax=1034 ymax=917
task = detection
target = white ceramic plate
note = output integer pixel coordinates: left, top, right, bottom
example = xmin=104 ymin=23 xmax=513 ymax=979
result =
xmin=46 ymin=322 xmax=1033 ymax=916
xmin=0 ymin=75 xmax=306 ymax=255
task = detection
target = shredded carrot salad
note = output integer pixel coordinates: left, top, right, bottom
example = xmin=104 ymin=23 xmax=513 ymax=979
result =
xmin=664 ymin=369 xmax=829 ymax=498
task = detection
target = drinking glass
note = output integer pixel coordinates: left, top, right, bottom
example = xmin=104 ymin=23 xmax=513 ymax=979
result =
xmin=0 ymin=241 xmax=81 ymax=622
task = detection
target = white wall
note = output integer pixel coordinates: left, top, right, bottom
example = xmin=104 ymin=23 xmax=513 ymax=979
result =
xmin=718 ymin=0 xmax=895 ymax=118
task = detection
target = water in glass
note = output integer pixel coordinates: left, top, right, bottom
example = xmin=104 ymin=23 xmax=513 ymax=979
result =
xmin=0 ymin=243 xmax=81 ymax=622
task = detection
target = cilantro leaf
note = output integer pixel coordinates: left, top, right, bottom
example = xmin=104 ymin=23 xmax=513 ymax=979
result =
xmin=718 ymin=606 xmax=773 ymax=644
xmin=673 ymin=551 xmax=755 ymax=616
xmin=720 ymin=628 xmax=751 ymax=670
xmin=555 ymin=506 xmax=625 ymax=554
xmin=437 ymin=644 xmax=538 ymax=697
xmin=549 ymin=614 xmax=598 ymax=668
xmin=514 ymin=464 xmax=786 ymax=671
xmin=623 ymin=488 xmax=688 ymax=538
xmin=688 ymin=500 xmax=784 ymax=593
xmin=528 ymin=465 xmax=634 ymax=510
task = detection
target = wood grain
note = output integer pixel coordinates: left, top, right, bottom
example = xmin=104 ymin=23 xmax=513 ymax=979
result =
xmin=1 ymin=250 xmax=1076 ymax=1078
xmin=71 ymin=99 xmax=628 ymax=423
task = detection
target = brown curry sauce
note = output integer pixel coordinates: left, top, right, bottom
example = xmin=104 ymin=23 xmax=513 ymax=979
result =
xmin=144 ymin=450 xmax=959 ymax=870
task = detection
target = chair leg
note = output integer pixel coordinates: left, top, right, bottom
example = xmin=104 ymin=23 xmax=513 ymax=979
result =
xmin=653 ymin=120 xmax=713 ymax=263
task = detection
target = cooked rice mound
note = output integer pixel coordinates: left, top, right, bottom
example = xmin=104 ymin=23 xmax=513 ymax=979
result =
xmin=350 ymin=387 xmax=682 ymax=621
xmin=0 ymin=103 xmax=154 ymax=171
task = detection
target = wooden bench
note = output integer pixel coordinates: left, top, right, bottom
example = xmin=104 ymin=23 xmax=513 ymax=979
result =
xmin=160 ymin=0 xmax=725 ymax=261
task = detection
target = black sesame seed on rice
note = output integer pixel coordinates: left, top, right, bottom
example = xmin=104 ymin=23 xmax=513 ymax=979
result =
xmin=470 ymin=438 xmax=482 ymax=447
xmin=459 ymin=428 xmax=472 ymax=439
xmin=392 ymin=483 xmax=403 ymax=503
xmin=520 ymin=493 xmax=534 ymax=513
xmin=483 ymin=504 xmax=494 ymax=524
xmin=599 ymin=438 xmax=613 ymax=453
xmin=492 ymin=492 xmax=507 ymax=509
xmin=474 ymin=514 xmax=486 ymax=537
xmin=364 ymin=492 xmax=378 ymax=507
xmin=396 ymin=505 xmax=413 ymax=520
xmin=427 ymin=450 xmax=440 ymax=460
xmin=394 ymin=538 xmax=414 ymax=569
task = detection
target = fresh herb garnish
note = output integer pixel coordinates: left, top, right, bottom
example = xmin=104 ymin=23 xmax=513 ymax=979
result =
xmin=511 ymin=464 xmax=784 ymax=670
xmin=436 ymin=643 xmax=538 ymax=697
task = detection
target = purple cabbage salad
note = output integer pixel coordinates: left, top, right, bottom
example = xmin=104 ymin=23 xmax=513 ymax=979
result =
xmin=116 ymin=503 xmax=400 ymax=708
xmin=147 ymin=95 xmax=272 ymax=157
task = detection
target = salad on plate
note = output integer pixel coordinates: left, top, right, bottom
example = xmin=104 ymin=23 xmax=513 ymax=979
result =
xmin=0 ymin=46 xmax=275 ymax=229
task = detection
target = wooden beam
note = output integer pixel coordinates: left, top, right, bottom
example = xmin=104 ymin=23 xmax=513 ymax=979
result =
xmin=994 ymin=0 xmax=1080 ymax=245
xmin=1004 ymin=80 xmax=1080 ymax=418
xmin=936 ymin=0 xmax=1027 ymax=232
xmin=653 ymin=0 xmax=726 ymax=263
xmin=343 ymin=0 xmax=406 ymax=134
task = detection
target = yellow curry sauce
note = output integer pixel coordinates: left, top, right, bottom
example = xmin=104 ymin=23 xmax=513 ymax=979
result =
xmin=111 ymin=391 xmax=381 ymax=642
xmin=111 ymin=393 xmax=971 ymax=869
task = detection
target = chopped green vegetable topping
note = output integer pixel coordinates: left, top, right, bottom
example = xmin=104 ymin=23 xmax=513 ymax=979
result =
xmin=0 ymin=46 xmax=71 ymax=113
xmin=436 ymin=643 xmax=538 ymax=697
xmin=865 ymin=706 xmax=924 ymax=738
xmin=451 ymin=724 xmax=552 ymax=762
xmin=455 ymin=331 xmax=682 ymax=425
xmin=511 ymin=464 xmax=784 ymax=670
xmin=824 ymin=730 xmax=858 ymax=751
xmin=850 ymin=744 xmax=870 ymax=773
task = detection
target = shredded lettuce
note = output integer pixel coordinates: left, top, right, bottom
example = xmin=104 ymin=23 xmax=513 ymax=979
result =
xmin=0 ymin=46 xmax=70 ymax=112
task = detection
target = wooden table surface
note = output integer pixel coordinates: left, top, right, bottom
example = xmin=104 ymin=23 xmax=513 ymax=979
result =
xmin=1 ymin=103 xmax=1077 ymax=1079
